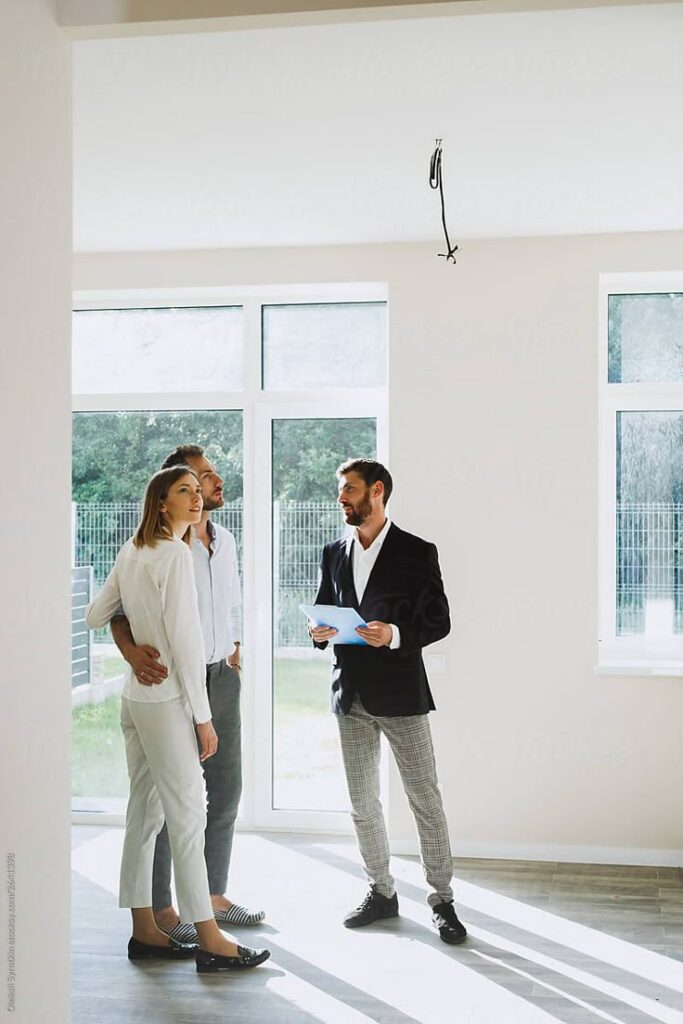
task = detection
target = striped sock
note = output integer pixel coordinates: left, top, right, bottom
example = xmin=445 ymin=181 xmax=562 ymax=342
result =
xmin=214 ymin=904 xmax=266 ymax=926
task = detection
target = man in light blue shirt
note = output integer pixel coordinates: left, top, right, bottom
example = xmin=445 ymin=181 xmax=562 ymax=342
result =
xmin=111 ymin=444 xmax=264 ymax=939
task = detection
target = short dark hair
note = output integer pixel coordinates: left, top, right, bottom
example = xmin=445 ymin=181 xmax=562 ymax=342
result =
xmin=161 ymin=444 xmax=205 ymax=470
xmin=336 ymin=458 xmax=393 ymax=505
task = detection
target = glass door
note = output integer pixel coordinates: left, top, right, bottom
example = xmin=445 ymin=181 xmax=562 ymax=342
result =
xmin=271 ymin=417 xmax=377 ymax=813
xmin=251 ymin=406 xmax=386 ymax=829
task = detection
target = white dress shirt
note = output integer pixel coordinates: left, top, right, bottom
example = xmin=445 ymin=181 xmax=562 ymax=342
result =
xmin=192 ymin=521 xmax=242 ymax=664
xmin=86 ymin=536 xmax=212 ymax=724
xmin=346 ymin=517 xmax=401 ymax=649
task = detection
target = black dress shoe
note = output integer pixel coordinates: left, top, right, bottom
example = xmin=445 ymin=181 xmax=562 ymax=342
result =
xmin=343 ymin=887 xmax=399 ymax=928
xmin=128 ymin=936 xmax=199 ymax=960
xmin=196 ymin=945 xmax=271 ymax=973
xmin=431 ymin=901 xmax=467 ymax=945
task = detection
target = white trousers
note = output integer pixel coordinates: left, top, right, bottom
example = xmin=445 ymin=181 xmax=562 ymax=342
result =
xmin=119 ymin=696 xmax=213 ymax=923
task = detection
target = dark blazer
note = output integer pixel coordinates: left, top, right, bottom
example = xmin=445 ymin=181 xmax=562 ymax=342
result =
xmin=313 ymin=522 xmax=450 ymax=716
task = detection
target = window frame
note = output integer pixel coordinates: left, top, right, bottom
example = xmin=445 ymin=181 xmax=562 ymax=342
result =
xmin=598 ymin=272 xmax=683 ymax=674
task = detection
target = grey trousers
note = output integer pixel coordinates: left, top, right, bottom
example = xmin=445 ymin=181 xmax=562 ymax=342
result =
xmin=337 ymin=695 xmax=454 ymax=908
xmin=152 ymin=661 xmax=242 ymax=910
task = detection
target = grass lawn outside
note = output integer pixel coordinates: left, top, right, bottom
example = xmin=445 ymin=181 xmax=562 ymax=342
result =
xmin=273 ymin=654 xmax=348 ymax=811
xmin=72 ymin=655 xmax=348 ymax=812
xmin=101 ymin=654 xmax=126 ymax=679
xmin=72 ymin=695 xmax=128 ymax=799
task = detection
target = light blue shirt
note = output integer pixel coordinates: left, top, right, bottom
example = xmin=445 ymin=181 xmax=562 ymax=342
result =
xmin=192 ymin=520 xmax=242 ymax=664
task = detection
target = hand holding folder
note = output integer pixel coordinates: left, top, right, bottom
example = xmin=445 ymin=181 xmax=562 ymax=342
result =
xmin=300 ymin=604 xmax=369 ymax=646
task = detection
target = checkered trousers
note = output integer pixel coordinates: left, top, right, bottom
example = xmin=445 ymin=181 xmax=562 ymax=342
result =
xmin=336 ymin=696 xmax=454 ymax=908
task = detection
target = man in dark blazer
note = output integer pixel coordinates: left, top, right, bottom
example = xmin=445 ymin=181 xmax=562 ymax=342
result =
xmin=310 ymin=458 xmax=466 ymax=945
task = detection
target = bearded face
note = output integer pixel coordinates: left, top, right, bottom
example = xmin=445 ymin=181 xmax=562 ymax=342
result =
xmin=338 ymin=482 xmax=373 ymax=527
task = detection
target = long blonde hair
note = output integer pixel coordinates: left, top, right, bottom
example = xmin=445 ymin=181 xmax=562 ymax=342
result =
xmin=133 ymin=465 xmax=199 ymax=549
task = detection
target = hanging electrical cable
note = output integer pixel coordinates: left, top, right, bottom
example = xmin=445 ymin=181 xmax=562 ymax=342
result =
xmin=429 ymin=139 xmax=459 ymax=264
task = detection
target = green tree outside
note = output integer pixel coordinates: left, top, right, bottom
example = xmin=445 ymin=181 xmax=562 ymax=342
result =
xmin=72 ymin=410 xmax=243 ymax=502
xmin=73 ymin=411 xmax=376 ymax=503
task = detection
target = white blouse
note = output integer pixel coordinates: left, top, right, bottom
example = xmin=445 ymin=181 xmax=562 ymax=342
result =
xmin=86 ymin=536 xmax=212 ymax=724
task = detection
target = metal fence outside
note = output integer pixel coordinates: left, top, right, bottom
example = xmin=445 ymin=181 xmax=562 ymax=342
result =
xmin=275 ymin=501 xmax=344 ymax=646
xmin=71 ymin=566 xmax=93 ymax=687
xmin=74 ymin=500 xmax=244 ymax=586
xmin=73 ymin=499 xmax=342 ymax=647
xmin=74 ymin=500 xmax=244 ymax=644
xmin=75 ymin=500 xmax=683 ymax=646
xmin=617 ymin=502 xmax=683 ymax=634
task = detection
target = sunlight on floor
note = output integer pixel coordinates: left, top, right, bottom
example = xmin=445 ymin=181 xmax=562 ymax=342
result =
xmin=72 ymin=830 xmax=683 ymax=1024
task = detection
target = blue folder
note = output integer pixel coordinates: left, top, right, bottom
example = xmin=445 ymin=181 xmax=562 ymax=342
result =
xmin=300 ymin=604 xmax=368 ymax=645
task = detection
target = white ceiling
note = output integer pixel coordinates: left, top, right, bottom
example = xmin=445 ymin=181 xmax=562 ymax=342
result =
xmin=73 ymin=3 xmax=683 ymax=252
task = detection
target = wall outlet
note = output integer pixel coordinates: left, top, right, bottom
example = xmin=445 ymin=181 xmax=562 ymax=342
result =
xmin=425 ymin=653 xmax=446 ymax=673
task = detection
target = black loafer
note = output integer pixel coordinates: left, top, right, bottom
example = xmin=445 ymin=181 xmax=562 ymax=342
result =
xmin=431 ymin=901 xmax=467 ymax=945
xmin=128 ymin=936 xmax=199 ymax=960
xmin=343 ymin=887 xmax=399 ymax=928
xmin=196 ymin=945 xmax=271 ymax=973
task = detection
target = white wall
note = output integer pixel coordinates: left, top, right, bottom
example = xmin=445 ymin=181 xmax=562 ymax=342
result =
xmin=74 ymin=229 xmax=683 ymax=864
xmin=0 ymin=3 xmax=71 ymax=1021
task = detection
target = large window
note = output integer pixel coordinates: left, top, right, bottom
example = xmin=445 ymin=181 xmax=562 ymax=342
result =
xmin=599 ymin=275 xmax=683 ymax=670
xmin=72 ymin=288 xmax=388 ymax=826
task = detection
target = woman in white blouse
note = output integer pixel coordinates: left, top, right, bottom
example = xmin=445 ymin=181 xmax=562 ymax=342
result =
xmin=86 ymin=465 xmax=269 ymax=973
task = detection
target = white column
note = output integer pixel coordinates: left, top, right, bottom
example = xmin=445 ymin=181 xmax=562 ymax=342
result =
xmin=0 ymin=3 xmax=71 ymax=1021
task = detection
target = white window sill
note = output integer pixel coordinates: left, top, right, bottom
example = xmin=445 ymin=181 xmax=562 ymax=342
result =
xmin=595 ymin=661 xmax=683 ymax=677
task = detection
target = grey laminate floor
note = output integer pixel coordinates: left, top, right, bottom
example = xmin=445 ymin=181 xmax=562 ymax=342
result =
xmin=72 ymin=827 xmax=683 ymax=1024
